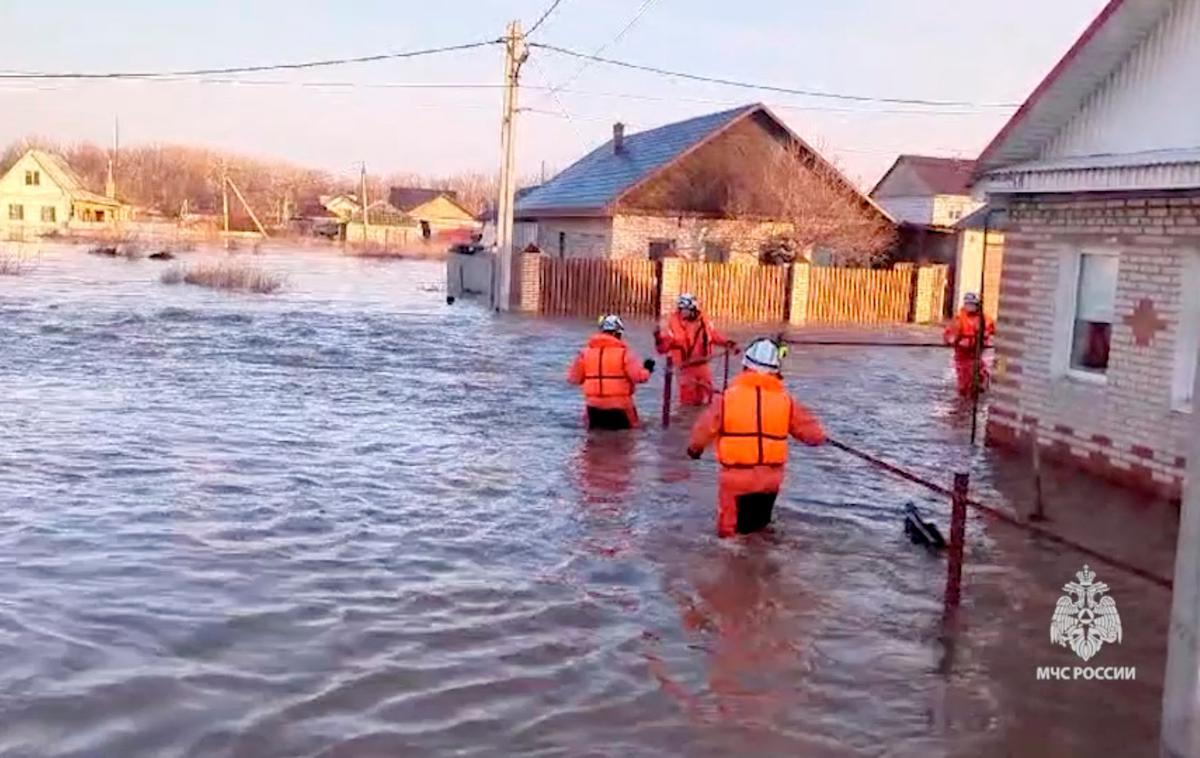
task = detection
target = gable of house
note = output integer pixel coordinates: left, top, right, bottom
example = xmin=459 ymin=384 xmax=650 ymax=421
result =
xmin=872 ymin=156 xmax=975 ymax=198
xmin=406 ymin=194 xmax=475 ymax=223
xmin=977 ymin=0 xmax=1197 ymax=193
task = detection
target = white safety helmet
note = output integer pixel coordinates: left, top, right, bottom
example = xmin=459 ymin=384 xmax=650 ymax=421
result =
xmin=963 ymin=292 xmax=981 ymax=308
xmin=677 ymin=293 xmax=698 ymax=312
xmin=743 ymin=338 xmax=784 ymax=373
xmin=598 ymin=314 xmax=625 ymax=335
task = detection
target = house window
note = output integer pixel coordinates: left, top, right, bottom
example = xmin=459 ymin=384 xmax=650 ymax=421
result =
xmin=40 ymin=206 xmax=56 ymax=223
xmin=8 ymin=204 xmax=23 ymax=221
xmin=558 ymin=231 xmax=566 ymax=258
xmin=1173 ymin=251 xmax=1200 ymax=411
xmin=95 ymin=210 xmax=106 ymax=222
xmin=703 ymin=240 xmax=729 ymax=263
xmin=1068 ymin=252 xmax=1119 ymax=376
xmin=420 ymin=220 xmax=431 ymax=239
xmin=648 ymin=239 xmax=675 ymax=261
xmin=24 ymin=170 xmax=39 ymax=186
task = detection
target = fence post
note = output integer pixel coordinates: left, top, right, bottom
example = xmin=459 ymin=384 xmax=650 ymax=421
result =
xmin=944 ymin=472 xmax=969 ymax=617
xmin=913 ymin=266 xmax=935 ymax=324
xmin=517 ymin=252 xmax=543 ymax=312
xmin=659 ymin=258 xmax=683 ymax=320
xmin=788 ymin=263 xmax=810 ymax=327
xmin=661 ymin=357 xmax=674 ymax=428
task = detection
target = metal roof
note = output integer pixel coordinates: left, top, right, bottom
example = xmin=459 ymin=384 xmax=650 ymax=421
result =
xmin=515 ymin=105 xmax=756 ymax=216
xmin=870 ymin=155 xmax=976 ymax=197
xmin=976 ymin=0 xmax=1174 ymax=174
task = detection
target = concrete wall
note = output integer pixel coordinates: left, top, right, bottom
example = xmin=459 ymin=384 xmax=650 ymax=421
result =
xmin=447 ymin=252 xmax=494 ymax=298
xmin=346 ymin=221 xmax=417 ymax=247
xmin=986 ymin=193 xmax=1200 ymax=499
xmin=534 ymin=217 xmax=613 ymax=258
xmin=611 ymin=214 xmax=790 ymax=263
xmin=955 ymin=228 xmax=1006 ymax=319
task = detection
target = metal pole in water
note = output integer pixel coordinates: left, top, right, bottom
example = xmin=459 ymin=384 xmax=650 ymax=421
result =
xmin=723 ymin=350 xmax=730 ymax=392
xmin=943 ymin=472 xmax=969 ymax=616
xmin=662 ymin=357 xmax=673 ymax=429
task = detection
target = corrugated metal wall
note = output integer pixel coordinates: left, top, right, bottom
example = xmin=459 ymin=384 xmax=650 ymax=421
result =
xmin=1046 ymin=0 xmax=1200 ymax=159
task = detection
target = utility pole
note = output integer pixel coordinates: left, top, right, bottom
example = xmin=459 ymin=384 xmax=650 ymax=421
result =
xmin=360 ymin=162 xmax=370 ymax=232
xmin=493 ymin=20 xmax=527 ymax=311
xmin=1163 ymin=356 xmax=1200 ymax=757
xmin=221 ymin=164 xmax=230 ymax=234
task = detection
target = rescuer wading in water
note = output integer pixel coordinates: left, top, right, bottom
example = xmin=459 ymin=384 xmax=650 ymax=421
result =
xmin=655 ymin=294 xmax=736 ymax=407
xmin=567 ymin=314 xmax=655 ymax=430
xmin=943 ymin=292 xmax=995 ymax=397
xmin=687 ymin=338 xmax=825 ymax=537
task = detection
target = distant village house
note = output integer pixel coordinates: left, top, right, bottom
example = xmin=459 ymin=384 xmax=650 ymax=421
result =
xmin=388 ymin=188 xmax=479 ymax=240
xmin=0 ymin=149 xmax=129 ymax=238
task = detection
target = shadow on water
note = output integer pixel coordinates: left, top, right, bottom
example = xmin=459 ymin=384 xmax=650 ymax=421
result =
xmin=0 ymin=245 xmax=1174 ymax=756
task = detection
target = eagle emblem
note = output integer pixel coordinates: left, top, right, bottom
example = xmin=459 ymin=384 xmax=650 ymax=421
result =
xmin=1050 ymin=565 xmax=1122 ymax=662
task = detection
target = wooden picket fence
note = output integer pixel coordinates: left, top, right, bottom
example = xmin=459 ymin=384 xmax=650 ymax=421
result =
xmin=806 ymin=267 xmax=913 ymax=324
xmin=677 ymin=262 xmax=788 ymax=323
xmin=537 ymin=257 xmax=659 ymax=317
xmin=527 ymin=253 xmax=944 ymax=325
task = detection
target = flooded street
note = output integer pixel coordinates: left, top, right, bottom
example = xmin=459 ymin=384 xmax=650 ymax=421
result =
xmin=0 ymin=245 xmax=1178 ymax=756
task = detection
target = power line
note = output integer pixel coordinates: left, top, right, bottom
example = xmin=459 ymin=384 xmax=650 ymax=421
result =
xmin=530 ymin=42 xmax=1021 ymax=108
xmin=548 ymin=0 xmax=660 ymax=95
xmin=0 ymin=40 xmax=501 ymax=80
xmin=527 ymin=0 xmax=568 ymax=36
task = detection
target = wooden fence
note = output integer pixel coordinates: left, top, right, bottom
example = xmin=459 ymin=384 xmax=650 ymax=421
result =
xmin=806 ymin=267 xmax=914 ymax=324
xmin=537 ymin=257 xmax=659 ymax=317
xmin=676 ymin=262 xmax=789 ymax=323
xmin=519 ymin=253 xmax=947 ymax=326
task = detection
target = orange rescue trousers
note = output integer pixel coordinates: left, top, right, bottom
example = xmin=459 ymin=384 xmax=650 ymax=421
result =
xmin=716 ymin=467 xmax=786 ymax=538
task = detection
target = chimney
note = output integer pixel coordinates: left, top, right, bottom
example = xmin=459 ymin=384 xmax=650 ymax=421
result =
xmin=612 ymin=122 xmax=625 ymax=154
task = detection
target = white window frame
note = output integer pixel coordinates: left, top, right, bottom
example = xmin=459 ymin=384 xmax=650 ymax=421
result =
xmin=1052 ymin=247 xmax=1119 ymax=386
xmin=1172 ymin=250 xmax=1200 ymax=413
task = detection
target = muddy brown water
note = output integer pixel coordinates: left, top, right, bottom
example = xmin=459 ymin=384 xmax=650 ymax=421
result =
xmin=0 ymin=246 xmax=1178 ymax=756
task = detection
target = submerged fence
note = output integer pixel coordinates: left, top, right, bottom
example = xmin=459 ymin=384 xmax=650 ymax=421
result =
xmin=676 ymin=262 xmax=789 ymax=323
xmin=538 ymin=258 xmax=659 ymax=318
xmin=806 ymin=267 xmax=914 ymax=324
xmin=506 ymin=253 xmax=948 ymax=326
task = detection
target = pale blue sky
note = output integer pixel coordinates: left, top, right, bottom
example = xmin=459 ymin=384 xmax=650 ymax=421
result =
xmin=0 ymin=0 xmax=1110 ymax=186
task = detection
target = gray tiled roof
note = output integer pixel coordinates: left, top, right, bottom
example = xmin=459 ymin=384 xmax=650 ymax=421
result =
xmin=516 ymin=104 xmax=756 ymax=215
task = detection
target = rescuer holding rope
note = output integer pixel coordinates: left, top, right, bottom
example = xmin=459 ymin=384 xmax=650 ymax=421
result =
xmin=655 ymin=294 xmax=737 ymax=407
xmin=943 ymin=292 xmax=995 ymax=397
xmin=567 ymin=314 xmax=655 ymax=430
xmin=686 ymin=338 xmax=825 ymax=537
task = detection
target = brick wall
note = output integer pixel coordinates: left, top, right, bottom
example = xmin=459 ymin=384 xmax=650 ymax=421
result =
xmin=986 ymin=193 xmax=1200 ymax=500
xmin=612 ymin=214 xmax=790 ymax=263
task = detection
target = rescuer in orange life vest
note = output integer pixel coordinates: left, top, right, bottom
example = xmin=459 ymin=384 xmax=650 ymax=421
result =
xmin=686 ymin=338 xmax=826 ymax=537
xmin=567 ymin=314 xmax=655 ymax=430
xmin=655 ymin=294 xmax=737 ymax=407
xmin=943 ymin=292 xmax=996 ymax=397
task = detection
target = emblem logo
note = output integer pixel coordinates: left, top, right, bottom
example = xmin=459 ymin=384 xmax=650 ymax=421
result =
xmin=1050 ymin=565 xmax=1122 ymax=662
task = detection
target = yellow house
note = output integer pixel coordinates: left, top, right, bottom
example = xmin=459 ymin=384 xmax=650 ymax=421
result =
xmin=387 ymin=187 xmax=480 ymax=240
xmin=0 ymin=149 xmax=129 ymax=237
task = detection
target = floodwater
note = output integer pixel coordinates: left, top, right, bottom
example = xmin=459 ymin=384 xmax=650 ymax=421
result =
xmin=0 ymin=244 xmax=1179 ymax=757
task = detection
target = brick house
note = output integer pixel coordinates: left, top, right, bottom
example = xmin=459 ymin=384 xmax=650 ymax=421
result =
xmin=976 ymin=0 xmax=1200 ymax=499
xmin=515 ymin=103 xmax=890 ymax=263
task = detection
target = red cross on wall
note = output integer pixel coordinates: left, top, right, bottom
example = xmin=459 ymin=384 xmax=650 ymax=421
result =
xmin=1123 ymin=297 xmax=1168 ymax=347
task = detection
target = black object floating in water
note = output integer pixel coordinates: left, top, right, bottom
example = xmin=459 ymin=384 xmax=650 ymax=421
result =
xmin=903 ymin=502 xmax=946 ymax=551
xmin=148 ymin=251 xmax=175 ymax=261
xmin=446 ymin=295 xmax=456 ymax=305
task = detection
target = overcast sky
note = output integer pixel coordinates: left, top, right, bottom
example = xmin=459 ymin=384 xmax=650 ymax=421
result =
xmin=0 ymin=0 xmax=1110 ymax=187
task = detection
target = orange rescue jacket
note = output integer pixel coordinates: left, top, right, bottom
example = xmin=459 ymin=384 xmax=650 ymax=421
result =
xmin=567 ymin=333 xmax=651 ymax=403
xmin=944 ymin=309 xmax=995 ymax=358
xmin=656 ymin=312 xmax=728 ymax=366
xmin=717 ymin=373 xmax=792 ymax=467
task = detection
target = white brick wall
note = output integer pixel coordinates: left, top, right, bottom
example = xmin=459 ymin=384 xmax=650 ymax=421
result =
xmin=988 ymin=195 xmax=1200 ymax=496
